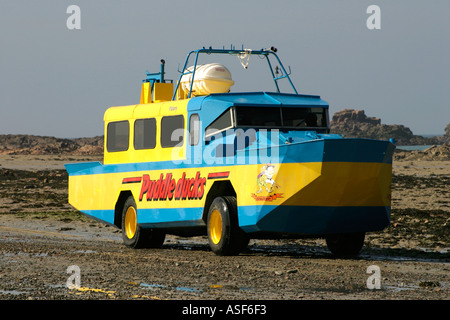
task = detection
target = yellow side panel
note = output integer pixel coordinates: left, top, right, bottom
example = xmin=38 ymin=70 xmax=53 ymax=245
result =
xmin=228 ymin=162 xmax=390 ymax=207
xmin=276 ymin=162 xmax=392 ymax=207
xmin=103 ymin=99 xmax=190 ymax=165
xmin=68 ymin=162 xmax=391 ymax=214
xmin=68 ymin=173 xmax=119 ymax=211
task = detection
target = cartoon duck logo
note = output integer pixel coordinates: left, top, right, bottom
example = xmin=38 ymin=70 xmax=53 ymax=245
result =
xmin=256 ymin=164 xmax=280 ymax=193
xmin=252 ymin=164 xmax=283 ymax=201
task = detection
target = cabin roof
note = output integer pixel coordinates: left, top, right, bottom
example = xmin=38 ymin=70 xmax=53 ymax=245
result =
xmin=187 ymin=92 xmax=328 ymax=111
xmin=188 ymin=92 xmax=329 ymax=129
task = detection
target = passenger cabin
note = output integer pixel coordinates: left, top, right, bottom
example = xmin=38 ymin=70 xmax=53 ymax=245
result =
xmin=104 ymin=49 xmax=331 ymax=166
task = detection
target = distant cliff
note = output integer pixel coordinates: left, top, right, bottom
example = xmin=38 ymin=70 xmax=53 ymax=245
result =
xmin=0 ymin=135 xmax=103 ymax=155
xmin=330 ymin=109 xmax=447 ymax=145
xmin=443 ymin=124 xmax=450 ymax=143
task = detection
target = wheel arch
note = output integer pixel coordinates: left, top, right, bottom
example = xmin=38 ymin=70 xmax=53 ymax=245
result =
xmin=202 ymin=180 xmax=236 ymax=223
xmin=114 ymin=190 xmax=134 ymax=229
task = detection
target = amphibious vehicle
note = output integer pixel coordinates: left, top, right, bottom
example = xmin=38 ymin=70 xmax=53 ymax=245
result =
xmin=66 ymin=46 xmax=395 ymax=256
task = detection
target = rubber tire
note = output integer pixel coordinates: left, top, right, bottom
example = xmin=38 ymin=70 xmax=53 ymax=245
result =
xmin=207 ymin=196 xmax=249 ymax=256
xmin=121 ymin=196 xmax=165 ymax=249
xmin=325 ymin=232 xmax=365 ymax=257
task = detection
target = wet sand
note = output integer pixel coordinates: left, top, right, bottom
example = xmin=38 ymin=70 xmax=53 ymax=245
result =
xmin=0 ymin=155 xmax=448 ymax=300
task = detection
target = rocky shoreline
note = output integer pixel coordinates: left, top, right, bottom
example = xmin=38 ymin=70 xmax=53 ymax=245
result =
xmin=330 ymin=109 xmax=449 ymax=146
xmin=0 ymin=135 xmax=103 ymax=156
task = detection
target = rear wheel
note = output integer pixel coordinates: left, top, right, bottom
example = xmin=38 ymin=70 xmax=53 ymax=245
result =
xmin=325 ymin=232 xmax=365 ymax=257
xmin=207 ymin=196 xmax=249 ymax=256
xmin=121 ymin=196 xmax=165 ymax=249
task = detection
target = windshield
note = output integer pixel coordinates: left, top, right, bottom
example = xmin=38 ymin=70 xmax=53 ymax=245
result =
xmin=235 ymin=106 xmax=328 ymax=129
xmin=205 ymin=106 xmax=329 ymax=137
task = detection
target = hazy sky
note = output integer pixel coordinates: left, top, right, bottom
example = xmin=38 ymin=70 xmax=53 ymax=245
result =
xmin=0 ymin=0 xmax=448 ymax=138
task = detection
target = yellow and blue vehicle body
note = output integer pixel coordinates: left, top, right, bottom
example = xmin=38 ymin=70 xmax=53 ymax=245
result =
xmin=65 ymin=47 xmax=395 ymax=252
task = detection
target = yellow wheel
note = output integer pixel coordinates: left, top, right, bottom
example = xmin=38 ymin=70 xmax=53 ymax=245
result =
xmin=206 ymin=196 xmax=249 ymax=256
xmin=124 ymin=206 xmax=137 ymax=239
xmin=208 ymin=209 xmax=223 ymax=245
xmin=121 ymin=196 xmax=165 ymax=249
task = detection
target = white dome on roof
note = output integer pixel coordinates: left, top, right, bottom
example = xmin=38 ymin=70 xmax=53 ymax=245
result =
xmin=181 ymin=63 xmax=234 ymax=96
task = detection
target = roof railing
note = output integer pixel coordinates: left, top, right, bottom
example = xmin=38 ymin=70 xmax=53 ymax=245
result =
xmin=172 ymin=46 xmax=298 ymax=100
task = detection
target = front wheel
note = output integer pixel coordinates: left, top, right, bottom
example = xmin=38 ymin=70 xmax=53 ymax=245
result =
xmin=121 ymin=196 xmax=165 ymax=249
xmin=325 ymin=232 xmax=365 ymax=257
xmin=207 ymin=196 xmax=249 ymax=256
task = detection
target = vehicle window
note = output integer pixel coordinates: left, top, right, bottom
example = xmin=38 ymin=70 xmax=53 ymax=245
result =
xmin=107 ymin=121 xmax=129 ymax=152
xmin=281 ymin=108 xmax=310 ymax=127
xmin=310 ymin=107 xmax=328 ymax=128
xmin=282 ymin=107 xmax=326 ymax=127
xmin=205 ymin=109 xmax=233 ymax=137
xmin=134 ymin=118 xmax=156 ymax=150
xmin=189 ymin=113 xmax=200 ymax=146
xmin=235 ymin=106 xmax=328 ymax=129
xmin=161 ymin=115 xmax=184 ymax=148
xmin=235 ymin=107 xmax=281 ymax=127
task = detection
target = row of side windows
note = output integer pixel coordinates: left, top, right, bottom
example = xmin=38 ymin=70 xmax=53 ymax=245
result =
xmin=107 ymin=114 xmax=200 ymax=153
